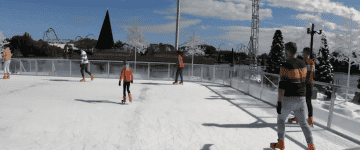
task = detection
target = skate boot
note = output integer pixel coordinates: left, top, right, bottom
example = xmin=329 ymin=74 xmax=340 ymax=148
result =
xmin=173 ymin=82 xmax=178 ymax=84
xmin=3 ymin=74 xmax=6 ymax=79
xmin=91 ymin=75 xmax=95 ymax=81
xmin=308 ymin=143 xmax=315 ymax=150
xmin=129 ymin=94 xmax=132 ymax=102
xmin=80 ymin=77 xmax=85 ymax=82
xmin=270 ymin=139 xmax=285 ymax=150
xmin=122 ymin=96 xmax=126 ymax=104
xmin=308 ymin=117 xmax=314 ymax=127
xmin=288 ymin=117 xmax=298 ymax=124
xmin=179 ymin=82 xmax=183 ymax=85
xmin=6 ymin=74 xmax=9 ymax=79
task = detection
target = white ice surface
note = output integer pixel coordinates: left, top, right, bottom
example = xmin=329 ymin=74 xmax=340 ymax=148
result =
xmin=0 ymin=75 xmax=359 ymax=150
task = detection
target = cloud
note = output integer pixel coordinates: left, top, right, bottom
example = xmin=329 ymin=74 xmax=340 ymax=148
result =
xmin=207 ymin=25 xmax=344 ymax=54
xmin=154 ymin=0 xmax=272 ymax=21
xmin=295 ymin=13 xmax=348 ymax=31
xmin=267 ymin=0 xmax=360 ymax=24
xmin=122 ymin=19 xmax=202 ymax=34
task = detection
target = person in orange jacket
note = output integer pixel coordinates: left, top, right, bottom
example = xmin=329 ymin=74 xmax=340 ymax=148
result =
xmin=3 ymin=46 xmax=12 ymax=79
xmin=119 ymin=60 xmax=133 ymax=104
xmin=173 ymin=51 xmax=185 ymax=85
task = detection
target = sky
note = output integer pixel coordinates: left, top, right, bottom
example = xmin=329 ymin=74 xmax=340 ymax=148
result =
xmin=1 ymin=0 xmax=360 ymax=55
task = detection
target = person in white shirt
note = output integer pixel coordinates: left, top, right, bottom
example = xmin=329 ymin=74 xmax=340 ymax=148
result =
xmin=80 ymin=49 xmax=95 ymax=82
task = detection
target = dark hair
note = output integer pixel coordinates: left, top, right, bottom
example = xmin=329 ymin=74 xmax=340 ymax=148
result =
xmin=285 ymin=42 xmax=297 ymax=55
xmin=303 ymin=47 xmax=311 ymax=55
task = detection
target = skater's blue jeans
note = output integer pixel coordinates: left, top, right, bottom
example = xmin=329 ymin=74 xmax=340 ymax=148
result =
xmin=4 ymin=60 xmax=11 ymax=74
xmin=278 ymin=96 xmax=314 ymax=144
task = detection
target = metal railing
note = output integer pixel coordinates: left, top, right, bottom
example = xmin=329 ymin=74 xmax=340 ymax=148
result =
xmin=6 ymin=58 xmax=360 ymax=133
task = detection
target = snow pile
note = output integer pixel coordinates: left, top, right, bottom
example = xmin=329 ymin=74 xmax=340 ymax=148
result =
xmin=313 ymin=93 xmax=360 ymax=119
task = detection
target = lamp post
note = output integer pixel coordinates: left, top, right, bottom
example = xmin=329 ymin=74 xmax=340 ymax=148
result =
xmin=306 ymin=23 xmax=324 ymax=58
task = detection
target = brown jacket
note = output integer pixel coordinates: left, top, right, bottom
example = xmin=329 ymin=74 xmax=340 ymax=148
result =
xmin=3 ymin=49 xmax=12 ymax=61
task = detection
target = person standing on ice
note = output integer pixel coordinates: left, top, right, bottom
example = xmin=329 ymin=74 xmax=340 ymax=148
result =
xmin=80 ymin=49 xmax=95 ymax=82
xmin=2 ymin=46 xmax=12 ymax=79
xmin=270 ymin=42 xmax=315 ymax=150
xmin=173 ymin=51 xmax=184 ymax=85
xmin=119 ymin=60 xmax=133 ymax=104
xmin=288 ymin=47 xmax=315 ymax=127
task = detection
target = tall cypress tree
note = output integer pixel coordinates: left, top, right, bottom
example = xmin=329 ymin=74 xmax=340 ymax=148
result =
xmin=96 ymin=10 xmax=114 ymax=50
xmin=315 ymin=34 xmax=334 ymax=100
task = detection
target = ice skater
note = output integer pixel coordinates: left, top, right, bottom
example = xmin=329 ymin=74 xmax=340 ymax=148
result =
xmin=119 ymin=60 xmax=133 ymax=104
xmin=288 ymin=47 xmax=315 ymax=127
xmin=173 ymin=51 xmax=184 ymax=85
xmin=3 ymin=46 xmax=12 ymax=79
xmin=80 ymin=49 xmax=95 ymax=82
xmin=270 ymin=42 xmax=315 ymax=150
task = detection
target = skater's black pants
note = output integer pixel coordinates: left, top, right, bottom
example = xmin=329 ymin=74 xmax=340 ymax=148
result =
xmin=123 ymin=82 xmax=131 ymax=97
xmin=175 ymin=67 xmax=183 ymax=83
xmin=306 ymin=83 xmax=313 ymax=117
xmin=80 ymin=63 xmax=91 ymax=77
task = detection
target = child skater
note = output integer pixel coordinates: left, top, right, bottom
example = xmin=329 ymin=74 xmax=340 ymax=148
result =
xmin=119 ymin=60 xmax=133 ymax=104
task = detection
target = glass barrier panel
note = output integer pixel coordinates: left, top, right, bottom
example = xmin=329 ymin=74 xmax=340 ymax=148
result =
xmin=149 ymin=63 xmax=169 ymax=80
xmin=89 ymin=61 xmax=109 ymax=78
xmin=248 ymin=70 xmax=262 ymax=99
xmin=20 ymin=59 xmax=37 ymax=75
xmin=214 ymin=66 xmax=224 ymax=84
xmin=53 ymin=59 xmax=71 ymax=76
xmin=35 ymin=59 xmax=52 ymax=76
xmin=223 ymin=67 xmax=231 ymax=86
xmin=327 ymin=85 xmax=360 ymax=140
xmin=190 ymin=64 xmax=202 ymax=82
xmin=201 ymin=65 xmax=214 ymax=83
xmin=237 ymin=69 xmax=249 ymax=92
xmin=260 ymin=73 xmax=279 ymax=106
xmin=134 ymin=62 xmax=149 ymax=80
xmin=9 ymin=59 xmax=20 ymax=75
xmin=69 ymin=60 xmax=81 ymax=77
xmin=109 ymin=61 xmax=124 ymax=79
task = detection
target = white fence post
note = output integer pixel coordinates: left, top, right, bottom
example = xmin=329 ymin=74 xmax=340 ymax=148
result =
xmin=168 ymin=64 xmax=170 ymax=80
xmin=69 ymin=60 xmax=72 ymax=77
xmin=35 ymin=60 xmax=38 ymax=75
xmin=19 ymin=60 xmax=22 ymax=74
xmin=327 ymin=86 xmax=337 ymax=129
xmin=148 ymin=62 xmax=150 ymax=80
xmin=213 ymin=65 xmax=215 ymax=83
xmin=52 ymin=60 xmax=55 ymax=76
xmin=108 ymin=61 xmax=110 ymax=78
xmin=260 ymin=71 xmax=264 ymax=99
xmin=201 ymin=65 xmax=203 ymax=82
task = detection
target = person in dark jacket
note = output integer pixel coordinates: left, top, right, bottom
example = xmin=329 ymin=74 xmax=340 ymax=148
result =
xmin=288 ymin=47 xmax=315 ymax=127
xmin=173 ymin=51 xmax=185 ymax=85
xmin=270 ymin=42 xmax=315 ymax=150
xmin=119 ymin=60 xmax=133 ymax=104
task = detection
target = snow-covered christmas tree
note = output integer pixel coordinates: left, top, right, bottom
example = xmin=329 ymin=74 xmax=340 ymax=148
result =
xmin=315 ymin=34 xmax=334 ymax=100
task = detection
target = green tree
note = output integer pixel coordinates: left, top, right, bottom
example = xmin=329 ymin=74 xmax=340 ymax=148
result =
xmin=266 ymin=30 xmax=285 ymax=74
xmin=114 ymin=40 xmax=125 ymax=49
xmin=315 ymin=34 xmax=335 ymax=100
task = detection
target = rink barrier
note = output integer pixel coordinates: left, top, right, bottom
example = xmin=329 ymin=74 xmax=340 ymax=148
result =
xmin=7 ymin=58 xmax=360 ymax=140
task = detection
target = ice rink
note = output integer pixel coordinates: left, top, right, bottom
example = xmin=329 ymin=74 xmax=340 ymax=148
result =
xmin=1 ymin=75 xmax=360 ymax=150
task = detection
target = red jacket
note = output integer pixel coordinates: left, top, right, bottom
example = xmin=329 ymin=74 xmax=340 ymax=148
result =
xmin=177 ymin=55 xmax=185 ymax=68
xmin=120 ymin=68 xmax=133 ymax=82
